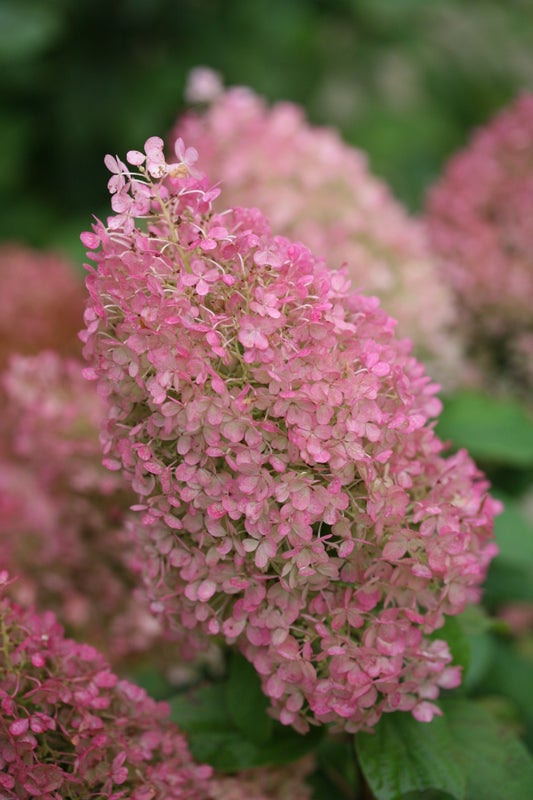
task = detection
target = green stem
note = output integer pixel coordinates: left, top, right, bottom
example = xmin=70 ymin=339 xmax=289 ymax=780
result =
xmin=0 ymin=615 xmax=13 ymax=671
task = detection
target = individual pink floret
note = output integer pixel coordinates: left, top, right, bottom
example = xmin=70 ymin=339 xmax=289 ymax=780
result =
xmin=170 ymin=74 xmax=460 ymax=383
xmin=81 ymin=136 xmax=499 ymax=732
xmin=425 ymin=93 xmax=533 ymax=399
xmin=0 ymin=575 xmax=213 ymax=800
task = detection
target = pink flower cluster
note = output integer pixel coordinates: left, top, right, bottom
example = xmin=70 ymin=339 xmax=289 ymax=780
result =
xmin=0 ymin=244 xmax=85 ymax=370
xmin=171 ymin=75 xmax=459 ymax=382
xmin=0 ymin=351 xmax=167 ymax=665
xmin=425 ymin=93 xmax=533 ymax=398
xmin=81 ymin=137 xmax=499 ymax=733
xmin=0 ymin=574 xmax=214 ymax=799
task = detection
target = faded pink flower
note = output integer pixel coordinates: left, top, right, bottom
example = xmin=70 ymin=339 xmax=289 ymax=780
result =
xmin=0 ymin=576 xmax=213 ymax=800
xmin=0 ymin=244 xmax=84 ymax=370
xmin=82 ymin=137 xmax=499 ymax=733
xmin=0 ymin=351 xmax=174 ymax=666
xmin=425 ymin=93 xmax=533 ymax=399
xmin=498 ymin=602 xmax=533 ymax=637
xmin=171 ymin=76 xmax=460 ymax=383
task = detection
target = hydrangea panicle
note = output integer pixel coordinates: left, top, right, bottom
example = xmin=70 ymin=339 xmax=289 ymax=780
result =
xmin=425 ymin=92 xmax=533 ymax=399
xmin=82 ymin=136 xmax=500 ymax=733
xmin=0 ymin=579 xmax=213 ymax=799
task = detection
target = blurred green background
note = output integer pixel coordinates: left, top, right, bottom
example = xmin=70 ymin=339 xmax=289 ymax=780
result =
xmin=2 ymin=0 xmax=533 ymax=262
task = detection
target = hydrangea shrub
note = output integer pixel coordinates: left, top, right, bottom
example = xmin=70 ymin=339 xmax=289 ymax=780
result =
xmin=425 ymin=93 xmax=533 ymax=399
xmin=171 ymin=72 xmax=460 ymax=381
xmin=81 ymin=136 xmax=500 ymax=734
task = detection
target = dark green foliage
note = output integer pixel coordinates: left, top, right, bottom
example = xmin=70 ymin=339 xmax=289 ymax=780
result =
xmin=436 ymin=391 xmax=533 ymax=467
xmin=355 ymin=711 xmax=466 ymax=800
xmin=355 ymin=699 xmax=533 ymax=800
xmin=224 ymin=650 xmax=273 ymax=745
xmin=168 ymin=652 xmax=322 ymax=772
xmin=442 ymin=698 xmax=533 ymax=800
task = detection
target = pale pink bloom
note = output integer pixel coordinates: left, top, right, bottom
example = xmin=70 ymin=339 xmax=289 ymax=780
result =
xmin=171 ymin=80 xmax=461 ymax=384
xmin=82 ymin=136 xmax=499 ymax=732
xmin=425 ymin=93 xmax=533 ymax=399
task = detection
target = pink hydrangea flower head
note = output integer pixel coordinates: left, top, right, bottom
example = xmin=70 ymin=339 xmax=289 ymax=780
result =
xmin=425 ymin=93 xmax=533 ymax=398
xmin=82 ymin=137 xmax=500 ymax=732
xmin=0 ymin=244 xmax=84 ymax=369
xmin=171 ymin=78 xmax=460 ymax=383
xmin=0 ymin=351 xmax=179 ymax=666
xmin=0 ymin=580 xmax=213 ymax=799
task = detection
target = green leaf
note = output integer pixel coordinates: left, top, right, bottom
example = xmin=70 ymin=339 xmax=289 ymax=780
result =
xmin=461 ymin=630 xmax=494 ymax=691
xmin=392 ymin=793 xmax=456 ymax=799
xmin=225 ymin=651 xmax=273 ymax=744
xmin=442 ymin=698 xmax=533 ymax=800
xmin=429 ymin=614 xmax=471 ymax=676
xmin=169 ymin=681 xmax=321 ymax=771
xmin=185 ymin=719 xmax=322 ymax=772
xmin=259 ymin=721 xmax=323 ymax=766
xmin=436 ymin=391 xmax=533 ymax=466
xmin=481 ymin=639 xmax=533 ymax=733
xmin=484 ymin=561 xmax=533 ymax=606
xmin=128 ymin=665 xmax=175 ymax=700
xmin=355 ymin=711 xmax=466 ymax=800
xmin=307 ymin=770 xmax=347 ymax=800
xmin=444 ymin=606 xmax=494 ymax=691
xmin=184 ymin=730 xmax=261 ymax=769
xmin=493 ymin=494 xmax=533 ymax=568
xmin=316 ymin=736 xmax=361 ymax=797
xmin=169 ymin=684 xmax=232 ymax=733
xmin=170 ymin=684 xmax=259 ymax=770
